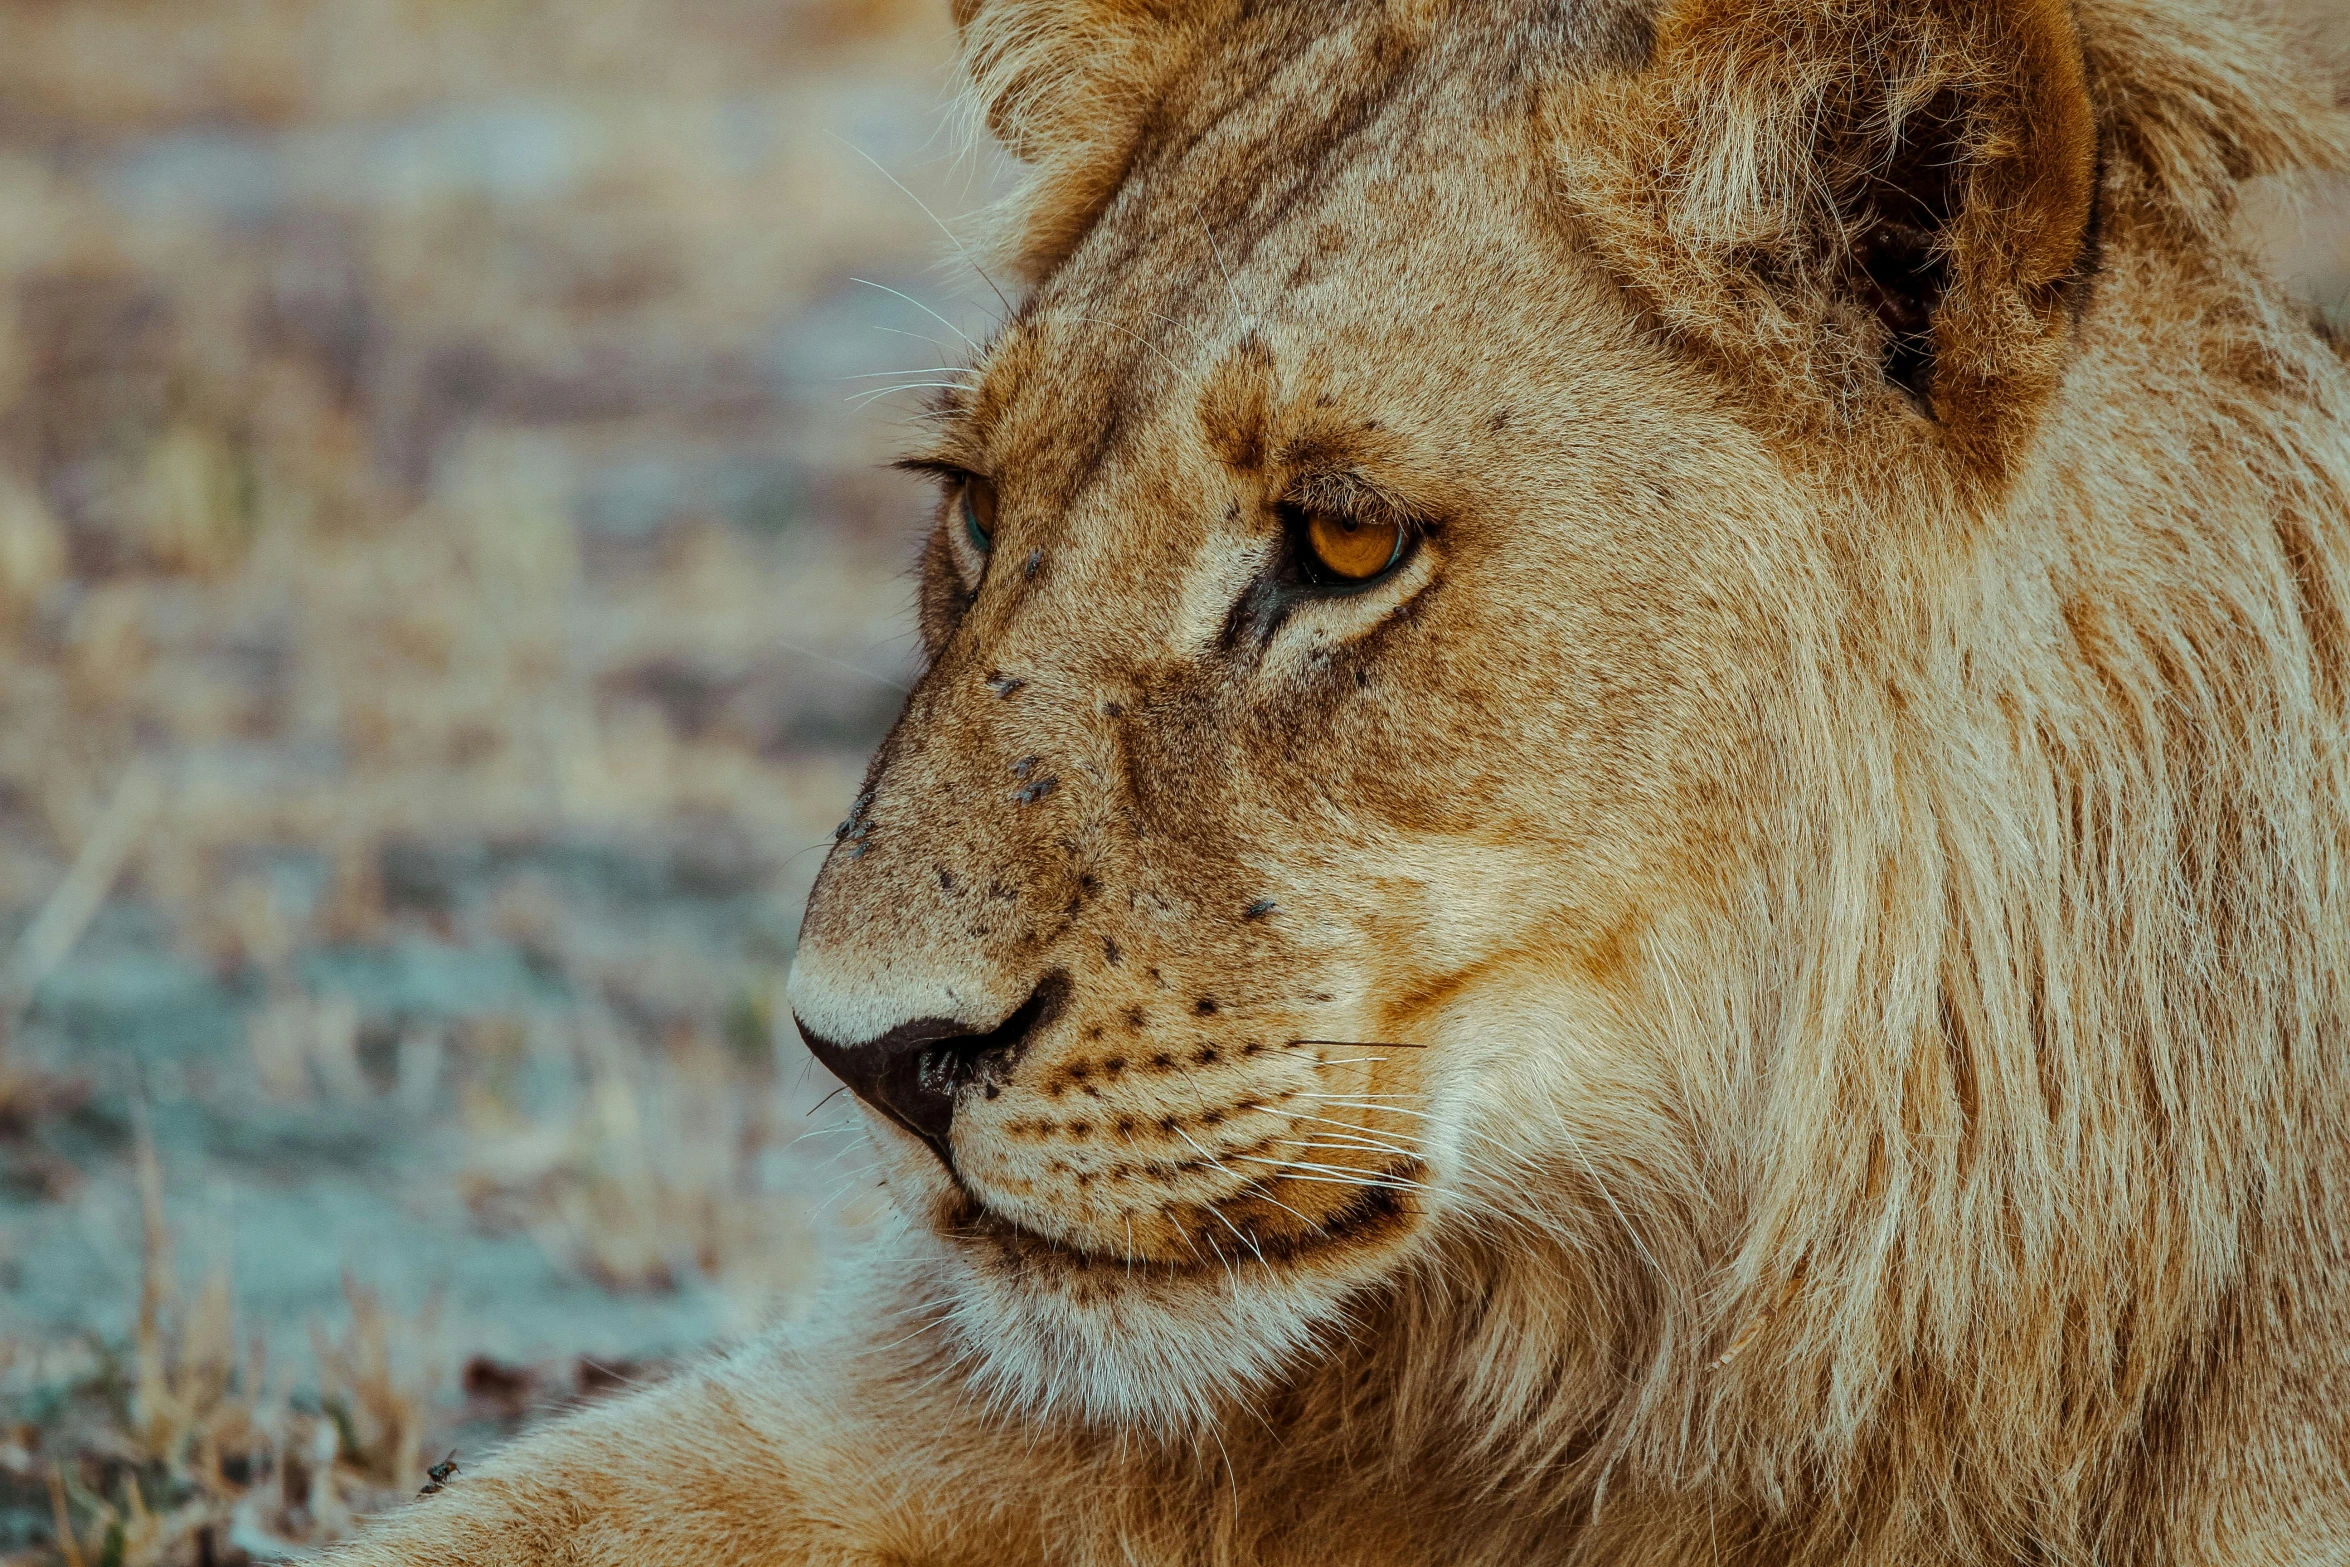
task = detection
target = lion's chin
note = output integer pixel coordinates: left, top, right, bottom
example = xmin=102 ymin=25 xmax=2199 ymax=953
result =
xmin=912 ymin=1180 xmax=1426 ymax=1428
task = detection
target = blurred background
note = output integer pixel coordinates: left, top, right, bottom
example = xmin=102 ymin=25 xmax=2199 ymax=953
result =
xmin=0 ymin=2 xmax=1009 ymax=1559
xmin=0 ymin=1 xmax=2343 ymax=1562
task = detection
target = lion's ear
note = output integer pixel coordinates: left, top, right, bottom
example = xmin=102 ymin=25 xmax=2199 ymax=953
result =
xmin=955 ymin=0 xmax=1224 ymax=279
xmin=1560 ymin=0 xmax=2099 ymax=475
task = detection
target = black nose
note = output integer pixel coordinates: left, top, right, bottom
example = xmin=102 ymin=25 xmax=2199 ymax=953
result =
xmin=794 ymin=974 xmax=1068 ymax=1170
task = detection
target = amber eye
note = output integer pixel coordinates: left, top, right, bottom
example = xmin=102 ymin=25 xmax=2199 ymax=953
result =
xmin=1304 ymin=510 xmax=1404 ymax=581
xmin=960 ymin=477 xmax=997 ymax=555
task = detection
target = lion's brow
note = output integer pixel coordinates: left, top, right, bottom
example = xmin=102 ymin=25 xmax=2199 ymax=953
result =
xmin=1282 ymin=458 xmax=1430 ymax=529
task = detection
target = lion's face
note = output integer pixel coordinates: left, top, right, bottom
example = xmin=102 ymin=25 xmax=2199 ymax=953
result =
xmin=788 ymin=37 xmax=1790 ymax=1423
xmin=789 ymin=0 xmax=2103 ymax=1424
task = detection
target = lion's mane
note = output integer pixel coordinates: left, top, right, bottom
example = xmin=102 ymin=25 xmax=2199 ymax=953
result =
xmin=957 ymin=1 xmax=2350 ymax=1559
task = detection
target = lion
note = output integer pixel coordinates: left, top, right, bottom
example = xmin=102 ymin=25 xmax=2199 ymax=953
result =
xmin=331 ymin=0 xmax=2350 ymax=1561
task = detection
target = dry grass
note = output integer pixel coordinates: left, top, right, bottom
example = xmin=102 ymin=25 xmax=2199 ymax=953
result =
xmin=0 ymin=0 xmax=994 ymax=1560
xmin=5 ymin=1128 xmax=441 ymax=1567
xmin=457 ymin=1011 xmax=813 ymax=1299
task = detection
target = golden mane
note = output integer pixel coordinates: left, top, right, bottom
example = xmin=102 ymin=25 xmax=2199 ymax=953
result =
xmin=951 ymin=2 xmax=2350 ymax=1555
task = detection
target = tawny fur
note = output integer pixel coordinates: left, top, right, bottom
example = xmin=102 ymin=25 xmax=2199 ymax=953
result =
xmin=332 ymin=0 xmax=2350 ymax=1562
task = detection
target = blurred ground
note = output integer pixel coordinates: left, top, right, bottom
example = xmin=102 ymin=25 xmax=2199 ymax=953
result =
xmin=0 ymin=1 xmax=2345 ymax=1563
xmin=0 ymin=1 xmax=1007 ymax=1559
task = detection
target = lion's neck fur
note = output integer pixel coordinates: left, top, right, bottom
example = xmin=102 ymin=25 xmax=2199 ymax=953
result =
xmin=1367 ymin=222 xmax=2350 ymax=1567
xmin=1247 ymin=181 xmax=2350 ymax=1567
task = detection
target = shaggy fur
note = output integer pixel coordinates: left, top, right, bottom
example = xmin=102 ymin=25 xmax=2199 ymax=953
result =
xmin=333 ymin=0 xmax=2350 ymax=1562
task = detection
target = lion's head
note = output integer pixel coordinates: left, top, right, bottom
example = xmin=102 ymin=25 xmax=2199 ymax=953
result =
xmin=788 ymin=0 xmax=2350 ymax=1550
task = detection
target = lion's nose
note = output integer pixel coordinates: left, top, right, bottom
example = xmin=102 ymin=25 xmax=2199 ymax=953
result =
xmin=793 ymin=973 xmax=1068 ymax=1171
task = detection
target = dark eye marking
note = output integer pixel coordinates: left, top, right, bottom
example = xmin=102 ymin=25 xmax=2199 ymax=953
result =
xmin=1219 ymin=570 xmax=1297 ymax=653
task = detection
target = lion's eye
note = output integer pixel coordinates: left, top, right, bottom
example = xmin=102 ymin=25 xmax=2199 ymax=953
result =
xmin=1304 ymin=510 xmax=1404 ymax=581
xmin=960 ymin=477 xmax=997 ymax=556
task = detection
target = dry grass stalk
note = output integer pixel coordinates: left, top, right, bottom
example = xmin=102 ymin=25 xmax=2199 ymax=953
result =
xmin=461 ymin=1016 xmax=810 ymax=1305
xmin=0 ymin=761 xmax=162 ymax=1023
xmin=17 ymin=1128 xmax=450 ymax=1566
xmin=0 ymin=2 xmax=968 ymax=1556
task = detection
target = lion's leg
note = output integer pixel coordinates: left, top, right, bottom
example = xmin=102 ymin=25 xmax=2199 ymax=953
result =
xmin=325 ymin=1322 xmax=1037 ymax=1567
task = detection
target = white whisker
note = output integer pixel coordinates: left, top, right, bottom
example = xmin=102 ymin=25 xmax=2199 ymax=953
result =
xmin=1241 ymin=1186 xmax=1327 ymax=1237
xmin=1051 ymin=312 xmax=1187 ymax=377
xmin=841 ymin=367 xmax=980 ymax=381
xmin=1225 ymin=1153 xmax=1429 ymax=1191
xmin=1288 ymin=1111 xmax=1429 ymax=1146
xmin=1195 ymin=204 xmax=1251 ymax=332
xmin=755 ymin=635 xmax=911 ymax=693
xmin=1207 ymin=1203 xmax=1269 ymax=1267
xmin=853 ymin=277 xmax=982 ymax=352
xmin=827 ymin=132 xmax=1014 ymax=319
xmin=847 ymin=379 xmax=973 ymax=402
xmin=872 ymin=324 xmax=955 ymax=353
xmin=871 ymin=1300 xmax=961 ymax=1354
xmin=1280 ymin=1133 xmax=1427 ymax=1165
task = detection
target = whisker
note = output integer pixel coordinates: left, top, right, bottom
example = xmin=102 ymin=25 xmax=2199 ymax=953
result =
xmin=1291 ymin=1039 xmax=1428 ymax=1050
xmin=1053 ymin=312 xmax=1187 ymax=377
xmin=810 ymin=1167 xmax=879 ymax=1207
xmin=808 ymin=1170 xmax=886 ymax=1224
xmin=1169 ymin=1123 xmax=1227 ymax=1171
xmin=1239 ymin=1186 xmax=1328 ymax=1237
xmin=1289 ymin=1110 xmax=1425 ymax=1137
xmin=871 ymin=1300 xmax=961 ymax=1354
xmin=1247 ymin=1169 xmax=1427 ymax=1195
xmin=872 ymin=324 xmax=954 ymax=353
xmin=1195 ymin=204 xmax=1251 ymax=331
xmin=1180 ymin=1216 xmax=1231 ymax=1286
xmin=1280 ymin=1114 xmax=1427 ymax=1148
xmin=1225 ymin=1153 xmax=1429 ymax=1191
xmin=1300 ymin=1096 xmax=1441 ymax=1116
xmin=1280 ymin=1136 xmax=1428 ymax=1166
xmin=1142 ymin=309 xmax=1211 ymax=349
xmin=847 ymin=382 xmax=973 ymax=407
xmin=910 ymin=1338 xmax=984 ymax=1400
xmin=757 ymin=636 xmax=910 ymax=693
xmin=1302 ymin=1097 xmax=1540 ymax=1183
xmin=1297 ymin=1127 xmax=1513 ymax=1188
xmin=1284 ymin=1119 xmax=1428 ymax=1157
xmin=841 ymin=367 xmax=980 ymax=381
xmin=1276 ymin=1156 xmax=1429 ymax=1185
xmin=1223 ymin=1161 xmax=1390 ymax=1188
xmin=1276 ymin=1136 xmax=1404 ymax=1155
xmin=827 ymin=132 xmax=1015 ymax=320
xmin=852 ymin=278 xmax=982 ymax=352
xmin=1206 ymin=1204 xmax=1269 ymax=1267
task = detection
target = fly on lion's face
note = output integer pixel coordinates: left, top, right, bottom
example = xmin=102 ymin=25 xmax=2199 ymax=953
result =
xmin=417 ymin=1453 xmax=458 ymax=1498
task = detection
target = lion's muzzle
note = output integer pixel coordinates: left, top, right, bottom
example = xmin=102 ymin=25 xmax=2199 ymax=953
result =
xmin=793 ymin=974 xmax=1068 ymax=1172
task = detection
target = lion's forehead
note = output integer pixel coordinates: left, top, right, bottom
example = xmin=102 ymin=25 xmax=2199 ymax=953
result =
xmin=968 ymin=185 xmax=1647 ymax=572
xmin=970 ymin=15 xmax=1616 ymax=469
